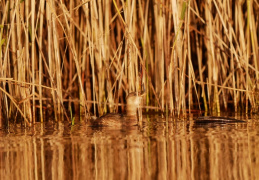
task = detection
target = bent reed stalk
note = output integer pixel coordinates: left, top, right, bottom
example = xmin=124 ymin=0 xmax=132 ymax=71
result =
xmin=0 ymin=0 xmax=258 ymax=125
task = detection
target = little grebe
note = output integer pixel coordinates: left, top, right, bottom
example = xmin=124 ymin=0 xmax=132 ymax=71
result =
xmin=90 ymin=92 xmax=144 ymax=127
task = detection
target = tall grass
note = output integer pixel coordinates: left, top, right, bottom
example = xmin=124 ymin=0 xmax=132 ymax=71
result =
xmin=0 ymin=0 xmax=258 ymax=126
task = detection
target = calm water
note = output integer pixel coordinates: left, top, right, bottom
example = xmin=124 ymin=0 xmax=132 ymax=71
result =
xmin=0 ymin=114 xmax=259 ymax=180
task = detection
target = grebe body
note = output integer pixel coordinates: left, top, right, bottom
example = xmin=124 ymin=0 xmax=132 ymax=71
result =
xmin=91 ymin=92 xmax=144 ymax=127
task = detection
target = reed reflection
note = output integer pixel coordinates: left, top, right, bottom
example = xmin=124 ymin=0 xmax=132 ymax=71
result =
xmin=0 ymin=117 xmax=258 ymax=180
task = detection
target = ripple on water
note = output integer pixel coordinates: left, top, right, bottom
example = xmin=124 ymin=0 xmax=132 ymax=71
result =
xmin=0 ymin=113 xmax=258 ymax=179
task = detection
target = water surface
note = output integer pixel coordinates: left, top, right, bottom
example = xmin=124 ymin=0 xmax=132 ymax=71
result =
xmin=0 ymin=114 xmax=259 ymax=180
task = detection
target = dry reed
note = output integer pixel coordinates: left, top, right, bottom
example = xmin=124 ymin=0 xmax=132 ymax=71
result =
xmin=0 ymin=0 xmax=258 ymax=125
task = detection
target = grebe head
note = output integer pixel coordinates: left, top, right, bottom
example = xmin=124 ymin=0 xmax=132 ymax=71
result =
xmin=126 ymin=92 xmax=144 ymax=116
